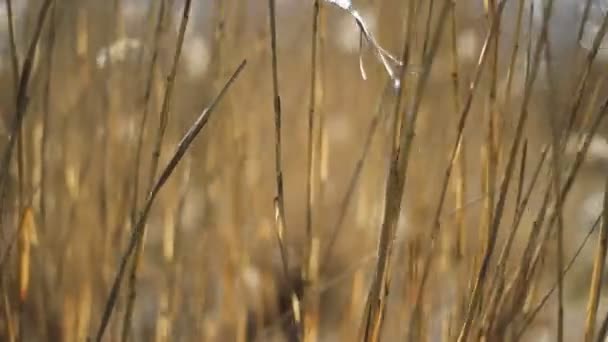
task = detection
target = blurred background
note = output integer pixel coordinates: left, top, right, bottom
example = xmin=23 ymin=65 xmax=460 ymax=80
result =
xmin=2 ymin=0 xmax=608 ymax=341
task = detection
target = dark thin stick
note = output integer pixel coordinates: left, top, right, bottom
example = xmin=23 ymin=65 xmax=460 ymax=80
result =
xmin=565 ymin=7 xmax=608 ymax=136
xmin=458 ymin=0 xmax=555 ymax=340
xmin=517 ymin=212 xmax=602 ymax=339
xmin=306 ymin=0 xmax=319 ymax=252
xmin=597 ymin=309 xmax=608 ymax=342
xmin=538 ymin=7 xmax=567 ymax=340
xmin=577 ymin=0 xmax=594 ymax=45
xmin=40 ymin=1 xmax=56 ymax=234
xmin=267 ymin=0 xmax=291 ymax=290
xmin=362 ymin=1 xmax=452 ymax=340
xmin=514 ymin=93 xmax=608 ymax=336
xmin=322 ymin=81 xmax=391 ymax=265
xmin=0 ymin=0 xmax=52 ymax=222
xmin=122 ymin=0 xmax=191 ymax=338
xmin=448 ymin=0 xmax=467 ymax=270
xmin=267 ymin=1 xmax=299 ymax=339
xmin=303 ymin=0 xmax=321 ymax=339
xmin=121 ymin=1 xmax=167 ymax=338
xmin=0 ymin=0 xmax=18 ymax=233
xmin=253 ymin=252 xmax=377 ymax=342
xmin=94 ymin=60 xmax=246 ymax=342
xmin=482 ymin=146 xmax=548 ymax=336
xmin=6 ymin=0 xmax=19 ymax=91
xmin=407 ymin=1 xmax=508 ymax=338
xmin=147 ymin=0 xmax=192 ymax=193
xmin=421 ymin=0 xmax=435 ymax=57
xmin=502 ymin=0 xmax=527 ymax=108
xmin=515 ymin=140 xmax=528 ymax=209
xmin=9 ymin=0 xmax=24 ymax=285
xmin=130 ymin=0 xmax=166 ymax=226
xmin=358 ymin=0 xmax=413 ymax=337
xmin=584 ymin=179 xmax=608 ymax=341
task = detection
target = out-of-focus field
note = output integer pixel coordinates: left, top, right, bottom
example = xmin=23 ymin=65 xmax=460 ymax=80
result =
xmin=3 ymin=0 xmax=608 ymax=341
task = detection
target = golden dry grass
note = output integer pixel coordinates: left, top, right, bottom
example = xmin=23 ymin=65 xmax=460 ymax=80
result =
xmin=2 ymin=0 xmax=608 ymax=341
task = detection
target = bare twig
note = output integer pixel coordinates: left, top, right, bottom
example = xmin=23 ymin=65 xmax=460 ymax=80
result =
xmin=577 ymin=0 xmax=594 ymax=46
xmin=122 ymin=0 xmax=192 ymax=339
xmin=517 ymin=212 xmax=602 ymax=339
xmin=322 ymin=80 xmax=393 ymax=265
xmin=6 ymin=0 xmax=19 ymax=91
xmin=267 ymin=0 xmax=300 ymax=339
xmin=407 ymin=1 xmax=508 ymax=339
xmin=516 ymin=89 xmax=608 ymax=338
xmin=121 ymin=1 xmax=167 ymax=339
xmin=361 ymin=1 xmax=451 ymax=341
xmin=457 ymin=0 xmax=555 ymax=340
xmin=94 ymin=59 xmax=247 ymax=342
xmin=267 ymin=0 xmax=291 ymax=291
xmin=565 ymin=6 xmax=608 ymax=136
xmin=147 ymin=0 xmax=192 ymax=195
xmin=130 ymin=0 xmax=166 ymax=226
xmin=0 ymin=0 xmax=52 ymax=224
xmin=303 ymin=0 xmax=322 ymax=340
xmin=584 ymin=179 xmax=608 ymax=342
xmin=39 ymin=1 xmax=57 ymax=233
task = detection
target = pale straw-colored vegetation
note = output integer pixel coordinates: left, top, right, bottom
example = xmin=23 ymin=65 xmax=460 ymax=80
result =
xmin=2 ymin=0 xmax=608 ymax=341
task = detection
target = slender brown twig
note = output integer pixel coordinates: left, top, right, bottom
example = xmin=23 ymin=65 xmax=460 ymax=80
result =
xmin=130 ymin=0 xmax=166 ymax=228
xmin=267 ymin=0 xmax=299 ymax=339
xmin=361 ymin=1 xmax=451 ymax=341
xmin=121 ymin=0 xmax=192 ymax=339
xmin=121 ymin=1 xmax=168 ymax=339
xmin=322 ymin=80 xmax=393 ymax=266
xmin=39 ymin=1 xmax=57 ymax=233
xmin=94 ymin=59 xmax=247 ymax=342
xmin=407 ymin=1 xmax=508 ymax=339
xmin=457 ymin=0 xmax=555 ymax=340
xmin=0 ymin=0 xmax=52 ymax=224
xmin=303 ymin=1 xmax=321 ymax=340
xmin=267 ymin=0 xmax=291 ymax=294
xmin=583 ymin=179 xmax=608 ymax=342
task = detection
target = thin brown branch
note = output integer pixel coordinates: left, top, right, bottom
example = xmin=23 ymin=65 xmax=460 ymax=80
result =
xmin=361 ymin=1 xmax=451 ymax=341
xmin=407 ymin=1 xmax=508 ymax=338
xmin=457 ymin=0 xmax=555 ymax=339
xmin=0 ymin=0 xmax=52 ymax=224
xmin=94 ymin=59 xmax=247 ymax=342
xmin=584 ymin=179 xmax=608 ymax=342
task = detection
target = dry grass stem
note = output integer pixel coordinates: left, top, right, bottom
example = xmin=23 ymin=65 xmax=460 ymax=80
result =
xmin=95 ymin=59 xmax=247 ymax=341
